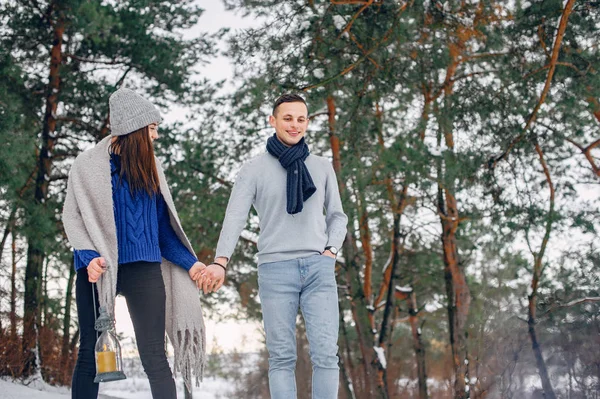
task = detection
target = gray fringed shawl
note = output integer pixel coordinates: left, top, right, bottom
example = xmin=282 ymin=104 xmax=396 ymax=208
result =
xmin=62 ymin=136 xmax=205 ymax=389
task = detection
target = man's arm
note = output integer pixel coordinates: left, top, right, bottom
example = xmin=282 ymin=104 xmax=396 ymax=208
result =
xmin=324 ymin=161 xmax=348 ymax=251
xmin=198 ymin=165 xmax=255 ymax=294
xmin=214 ymin=165 xmax=256 ymax=266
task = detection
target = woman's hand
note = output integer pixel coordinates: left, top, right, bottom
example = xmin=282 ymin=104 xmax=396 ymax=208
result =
xmin=87 ymin=257 xmax=107 ymax=283
xmin=188 ymin=262 xmax=207 ymax=282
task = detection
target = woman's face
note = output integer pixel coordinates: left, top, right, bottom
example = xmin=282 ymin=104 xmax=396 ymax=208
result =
xmin=148 ymin=123 xmax=159 ymax=142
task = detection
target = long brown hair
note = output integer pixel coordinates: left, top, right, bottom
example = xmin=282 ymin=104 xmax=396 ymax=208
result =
xmin=109 ymin=126 xmax=160 ymax=195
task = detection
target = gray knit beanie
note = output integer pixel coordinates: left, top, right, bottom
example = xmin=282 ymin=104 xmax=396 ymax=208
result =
xmin=109 ymin=88 xmax=162 ymax=136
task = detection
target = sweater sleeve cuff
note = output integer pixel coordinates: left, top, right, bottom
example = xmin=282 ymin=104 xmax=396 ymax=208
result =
xmin=74 ymin=249 xmax=101 ymax=271
xmin=214 ymin=254 xmax=231 ymax=262
xmin=177 ymin=251 xmax=198 ymax=271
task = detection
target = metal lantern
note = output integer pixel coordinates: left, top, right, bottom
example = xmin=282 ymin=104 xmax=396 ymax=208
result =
xmin=93 ymin=306 xmax=126 ymax=383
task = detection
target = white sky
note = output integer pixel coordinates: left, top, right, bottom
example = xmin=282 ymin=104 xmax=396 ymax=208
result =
xmin=161 ymin=0 xmax=260 ymax=126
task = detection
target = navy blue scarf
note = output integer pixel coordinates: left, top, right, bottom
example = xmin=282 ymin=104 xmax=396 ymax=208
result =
xmin=266 ymin=134 xmax=316 ymax=214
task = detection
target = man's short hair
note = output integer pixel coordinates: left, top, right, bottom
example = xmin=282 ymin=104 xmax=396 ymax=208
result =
xmin=272 ymin=93 xmax=308 ymax=116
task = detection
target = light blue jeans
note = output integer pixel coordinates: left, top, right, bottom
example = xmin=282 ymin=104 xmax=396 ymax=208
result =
xmin=258 ymin=254 xmax=340 ymax=399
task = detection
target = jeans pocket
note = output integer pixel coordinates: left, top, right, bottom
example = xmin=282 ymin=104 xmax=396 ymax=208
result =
xmin=320 ymin=254 xmax=336 ymax=264
xmin=257 ymin=261 xmax=279 ymax=285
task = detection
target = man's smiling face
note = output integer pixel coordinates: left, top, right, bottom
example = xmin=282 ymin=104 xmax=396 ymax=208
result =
xmin=269 ymin=101 xmax=309 ymax=147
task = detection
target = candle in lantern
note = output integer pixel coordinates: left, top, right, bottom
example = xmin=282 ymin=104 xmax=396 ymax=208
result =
xmin=96 ymin=350 xmax=117 ymax=373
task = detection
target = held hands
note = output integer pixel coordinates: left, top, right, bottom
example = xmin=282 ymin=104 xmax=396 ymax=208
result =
xmin=87 ymin=257 xmax=107 ymax=283
xmin=188 ymin=261 xmax=207 ymax=281
xmin=86 ymin=257 xmax=224 ymax=291
xmin=195 ymin=257 xmax=227 ymax=295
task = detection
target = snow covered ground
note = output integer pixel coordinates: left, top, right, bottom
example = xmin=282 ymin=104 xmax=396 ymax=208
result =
xmin=2 ymin=350 xmax=260 ymax=398
xmin=1 ymin=378 xmax=70 ymax=399
xmin=100 ymin=375 xmax=234 ymax=399
xmin=1 ymin=376 xmax=234 ymax=398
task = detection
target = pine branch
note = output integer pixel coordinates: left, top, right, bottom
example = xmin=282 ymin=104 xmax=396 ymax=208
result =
xmin=190 ymin=165 xmax=232 ymax=188
xmin=564 ymin=137 xmax=600 ymax=178
xmin=335 ymin=0 xmax=375 ymax=39
xmin=491 ymin=0 xmax=577 ymax=169
xmin=64 ymin=53 xmax=125 ymax=65
xmin=300 ymin=4 xmax=403 ymax=91
xmin=348 ymin=31 xmax=381 ymax=68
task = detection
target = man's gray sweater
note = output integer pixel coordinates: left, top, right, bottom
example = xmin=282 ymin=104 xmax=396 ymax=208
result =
xmin=215 ymin=152 xmax=348 ymax=265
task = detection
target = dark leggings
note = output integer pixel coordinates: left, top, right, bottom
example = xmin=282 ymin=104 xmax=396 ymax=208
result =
xmin=72 ymin=261 xmax=176 ymax=399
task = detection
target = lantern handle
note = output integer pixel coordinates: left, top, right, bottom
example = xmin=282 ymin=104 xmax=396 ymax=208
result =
xmin=92 ymin=282 xmax=99 ymax=339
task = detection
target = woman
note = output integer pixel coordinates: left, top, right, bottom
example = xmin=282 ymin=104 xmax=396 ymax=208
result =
xmin=63 ymin=88 xmax=206 ymax=399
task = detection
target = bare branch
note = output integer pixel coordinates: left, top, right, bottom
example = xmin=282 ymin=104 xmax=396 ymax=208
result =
xmin=541 ymin=297 xmax=600 ymax=317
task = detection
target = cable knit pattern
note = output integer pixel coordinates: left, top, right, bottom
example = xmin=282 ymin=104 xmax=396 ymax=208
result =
xmin=73 ymin=154 xmax=197 ymax=271
xmin=112 ymin=154 xmax=197 ymax=269
xmin=111 ymin=154 xmax=160 ymax=265
xmin=125 ymin=192 xmax=145 ymax=243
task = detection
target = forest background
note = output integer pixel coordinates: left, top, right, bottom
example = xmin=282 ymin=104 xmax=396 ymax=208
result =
xmin=0 ymin=1 xmax=599 ymax=398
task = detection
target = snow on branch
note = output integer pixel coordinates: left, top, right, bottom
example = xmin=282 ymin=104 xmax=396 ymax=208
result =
xmin=373 ymin=346 xmax=386 ymax=369
xmin=542 ymin=297 xmax=600 ymax=317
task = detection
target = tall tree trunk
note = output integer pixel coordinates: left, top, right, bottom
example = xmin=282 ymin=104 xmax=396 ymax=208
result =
xmin=374 ymin=209 xmax=401 ymax=399
xmin=0 ymin=206 xmax=16 ymax=262
xmin=527 ymin=142 xmax=557 ymax=399
xmin=410 ymin=93 xmax=432 ymax=399
xmin=61 ymin=259 xmax=76 ymax=379
xmin=327 ymin=94 xmax=380 ymax=398
xmin=376 ymin=183 xmax=409 ymax=397
xmin=339 ymin=306 xmax=358 ymax=399
xmin=439 ymin=187 xmax=471 ymax=398
xmin=11 ymin=227 xmax=18 ymax=340
xmin=70 ymin=328 xmax=80 ymax=354
xmin=433 ymin=32 xmax=473 ymax=393
xmin=23 ymin=7 xmax=64 ymax=376
xmin=23 ymin=246 xmax=44 ymax=376
xmin=40 ymin=258 xmax=50 ymax=380
xmin=343 ymin=269 xmax=373 ymax=398
xmin=408 ymin=290 xmax=429 ymax=399
xmin=437 ymin=96 xmax=471 ymax=397
xmin=0 ymin=174 xmax=36 ymax=263
xmin=357 ymin=186 xmax=374 ymax=330
xmin=42 ymin=258 xmax=49 ymax=328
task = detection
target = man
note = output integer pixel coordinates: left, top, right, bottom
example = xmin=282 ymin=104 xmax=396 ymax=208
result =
xmin=202 ymin=93 xmax=347 ymax=398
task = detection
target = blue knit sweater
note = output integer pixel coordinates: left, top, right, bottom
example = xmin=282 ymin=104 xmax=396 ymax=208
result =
xmin=73 ymin=154 xmax=197 ymax=271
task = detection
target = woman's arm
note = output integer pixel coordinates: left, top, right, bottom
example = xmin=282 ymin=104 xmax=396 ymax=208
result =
xmin=157 ymin=193 xmax=198 ymax=271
